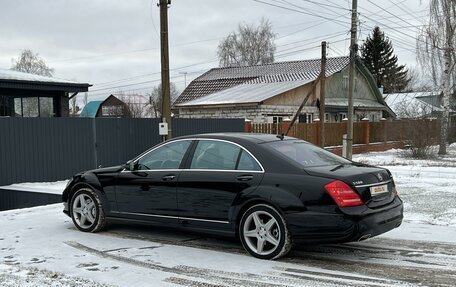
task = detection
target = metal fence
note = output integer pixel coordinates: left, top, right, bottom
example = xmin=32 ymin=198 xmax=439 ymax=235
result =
xmin=0 ymin=188 xmax=61 ymax=211
xmin=0 ymin=117 xmax=244 ymax=186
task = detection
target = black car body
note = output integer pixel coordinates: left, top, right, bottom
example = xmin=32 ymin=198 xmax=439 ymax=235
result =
xmin=63 ymin=133 xmax=403 ymax=259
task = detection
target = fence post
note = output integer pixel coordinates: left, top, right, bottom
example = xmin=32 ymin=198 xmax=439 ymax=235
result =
xmin=281 ymin=117 xmax=292 ymax=137
xmin=314 ymin=118 xmax=321 ymax=146
xmin=380 ymin=118 xmax=387 ymax=144
xmin=362 ymin=118 xmax=370 ymax=145
xmin=244 ymin=119 xmax=252 ymax=133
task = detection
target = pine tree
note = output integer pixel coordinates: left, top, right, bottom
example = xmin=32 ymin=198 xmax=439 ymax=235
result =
xmin=360 ymin=27 xmax=409 ymax=93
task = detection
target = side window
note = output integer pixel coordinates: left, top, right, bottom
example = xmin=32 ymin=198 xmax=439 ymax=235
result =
xmin=237 ymin=150 xmax=262 ymax=171
xmin=137 ymin=140 xmax=191 ymax=170
xmin=190 ymin=140 xmax=240 ymax=170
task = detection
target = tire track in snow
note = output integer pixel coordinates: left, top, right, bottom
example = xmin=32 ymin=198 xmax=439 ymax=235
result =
xmin=64 ymin=241 xmax=396 ymax=287
xmin=100 ymin=227 xmax=456 ymax=286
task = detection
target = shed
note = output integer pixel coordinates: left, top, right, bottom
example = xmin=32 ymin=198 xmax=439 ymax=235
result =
xmin=0 ymin=69 xmax=91 ymax=117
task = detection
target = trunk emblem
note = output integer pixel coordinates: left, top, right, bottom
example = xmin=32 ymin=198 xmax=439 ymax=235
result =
xmin=377 ymin=173 xmax=383 ymax=181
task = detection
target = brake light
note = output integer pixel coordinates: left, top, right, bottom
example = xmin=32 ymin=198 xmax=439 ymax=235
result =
xmin=324 ymin=180 xmax=364 ymax=207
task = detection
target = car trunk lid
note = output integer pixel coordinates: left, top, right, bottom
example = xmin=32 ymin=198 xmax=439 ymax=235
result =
xmin=305 ymin=164 xmax=395 ymax=208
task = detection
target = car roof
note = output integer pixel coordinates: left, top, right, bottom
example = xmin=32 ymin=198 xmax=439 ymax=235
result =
xmin=173 ymin=132 xmax=296 ymax=144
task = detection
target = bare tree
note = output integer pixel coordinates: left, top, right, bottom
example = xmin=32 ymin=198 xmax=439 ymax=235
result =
xmin=117 ymin=93 xmax=151 ymax=118
xmin=83 ymin=92 xmax=88 ymax=106
xmin=149 ymin=82 xmax=180 ymax=118
xmin=417 ymin=0 xmax=455 ymax=154
xmin=406 ymin=67 xmax=435 ymax=92
xmin=394 ymin=97 xmax=434 ymax=119
xmin=11 ymin=49 xmax=54 ymax=77
xmin=217 ymin=18 xmax=276 ymax=67
xmin=71 ymin=95 xmax=78 ymax=116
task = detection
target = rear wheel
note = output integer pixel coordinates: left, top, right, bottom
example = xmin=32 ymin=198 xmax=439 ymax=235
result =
xmin=70 ymin=188 xmax=106 ymax=232
xmin=239 ymin=204 xmax=292 ymax=259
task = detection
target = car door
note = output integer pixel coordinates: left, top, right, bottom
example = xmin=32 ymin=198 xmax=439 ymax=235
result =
xmin=114 ymin=139 xmax=193 ymax=223
xmin=177 ymin=139 xmax=264 ymax=227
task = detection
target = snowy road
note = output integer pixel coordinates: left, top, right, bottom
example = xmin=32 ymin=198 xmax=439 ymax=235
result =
xmin=1 ymin=204 xmax=456 ymax=287
xmin=2 ymin=145 xmax=456 ymax=286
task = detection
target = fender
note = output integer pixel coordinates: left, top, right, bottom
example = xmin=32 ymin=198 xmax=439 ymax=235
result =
xmin=65 ymin=172 xmax=110 ymax=215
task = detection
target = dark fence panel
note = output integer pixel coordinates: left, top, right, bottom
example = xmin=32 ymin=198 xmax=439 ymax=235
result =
xmin=0 ymin=188 xmax=61 ymax=211
xmin=0 ymin=118 xmax=244 ymax=186
xmin=0 ymin=118 xmax=95 ymax=186
xmin=95 ymin=118 xmax=161 ymax=167
xmin=173 ymin=118 xmax=244 ymax=136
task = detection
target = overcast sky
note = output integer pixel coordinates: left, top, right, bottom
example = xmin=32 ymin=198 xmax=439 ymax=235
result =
xmin=0 ymin=0 xmax=429 ymax=104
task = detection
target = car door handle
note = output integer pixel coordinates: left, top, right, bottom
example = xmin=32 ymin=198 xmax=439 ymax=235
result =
xmin=162 ymin=175 xmax=176 ymax=181
xmin=237 ymin=175 xmax=253 ymax=181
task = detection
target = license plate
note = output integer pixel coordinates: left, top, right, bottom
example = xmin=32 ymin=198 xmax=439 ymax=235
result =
xmin=370 ymin=184 xmax=388 ymax=196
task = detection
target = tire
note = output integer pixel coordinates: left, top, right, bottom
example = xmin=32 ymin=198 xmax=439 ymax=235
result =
xmin=70 ymin=188 xmax=106 ymax=232
xmin=239 ymin=204 xmax=292 ymax=260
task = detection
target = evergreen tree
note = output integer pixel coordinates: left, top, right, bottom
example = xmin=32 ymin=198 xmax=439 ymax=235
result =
xmin=360 ymin=27 xmax=409 ymax=93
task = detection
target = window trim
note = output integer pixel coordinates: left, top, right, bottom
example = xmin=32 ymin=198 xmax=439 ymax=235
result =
xmin=122 ymin=138 xmax=265 ymax=173
xmin=188 ymin=139 xmax=264 ymax=172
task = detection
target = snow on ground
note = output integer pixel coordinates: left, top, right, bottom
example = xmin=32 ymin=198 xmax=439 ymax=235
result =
xmin=1 ymin=180 xmax=69 ymax=195
xmin=353 ymin=143 xmax=456 ymax=227
xmin=1 ymin=144 xmax=456 ymax=286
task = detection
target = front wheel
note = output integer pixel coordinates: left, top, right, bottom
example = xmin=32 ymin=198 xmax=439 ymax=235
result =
xmin=239 ymin=204 xmax=292 ymax=260
xmin=70 ymin=188 xmax=106 ymax=232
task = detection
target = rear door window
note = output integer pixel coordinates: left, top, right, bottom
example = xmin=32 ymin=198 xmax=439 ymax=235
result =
xmin=190 ymin=140 xmax=240 ymax=170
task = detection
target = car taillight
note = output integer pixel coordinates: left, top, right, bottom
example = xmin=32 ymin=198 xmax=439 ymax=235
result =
xmin=324 ymin=180 xmax=364 ymax=207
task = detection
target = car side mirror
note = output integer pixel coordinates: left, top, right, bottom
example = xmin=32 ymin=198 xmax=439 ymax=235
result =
xmin=126 ymin=160 xmax=136 ymax=171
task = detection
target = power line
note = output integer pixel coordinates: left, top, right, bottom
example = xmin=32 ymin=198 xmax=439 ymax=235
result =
xmin=366 ymin=0 xmax=417 ymax=28
xmin=299 ymin=0 xmax=350 ymax=11
xmin=251 ymin=0 xmax=349 ymax=27
xmin=277 ymin=0 xmax=348 ymax=19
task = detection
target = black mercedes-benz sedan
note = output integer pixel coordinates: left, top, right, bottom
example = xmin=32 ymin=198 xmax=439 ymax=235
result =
xmin=62 ymin=133 xmax=403 ymax=259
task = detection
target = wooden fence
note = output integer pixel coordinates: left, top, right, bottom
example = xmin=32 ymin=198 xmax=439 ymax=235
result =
xmin=248 ymin=119 xmax=444 ymax=147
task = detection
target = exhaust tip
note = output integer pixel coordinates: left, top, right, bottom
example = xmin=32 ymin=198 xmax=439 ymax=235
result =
xmin=358 ymin=234 xmax=372 ymax=241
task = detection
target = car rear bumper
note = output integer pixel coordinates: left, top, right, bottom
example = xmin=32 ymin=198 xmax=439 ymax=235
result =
xmin=286 ymin=197 xmax=403 ymax=244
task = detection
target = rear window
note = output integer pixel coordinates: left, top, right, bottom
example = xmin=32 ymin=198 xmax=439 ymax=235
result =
xmin=265 ymin=140 xmax=351 ymax=167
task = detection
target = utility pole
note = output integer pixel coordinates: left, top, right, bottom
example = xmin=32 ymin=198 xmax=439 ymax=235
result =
xmin=346 ymin=0 xmax=358 ymax=159
xmin=319 ymin=41 xmax=327 ymax=147
xmin=159 ymin=0 xmax=172 ymax=139
xmin=439 ymin=1 xmax=453 ymax=155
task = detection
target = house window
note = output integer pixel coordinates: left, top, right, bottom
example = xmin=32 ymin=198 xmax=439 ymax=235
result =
xmin=13 ymin=97 xmax=55 ymax=118
xmin=39 ymin=97 xmax=54 ymax=117
xmin=307 ymin=113 xmax=313 ymax=123
xmin=339 ymin=112 xmax=347 ymax=121
xmin=22 ymin=97 xmax=39 ymax=117
xmin=14 ymin=98 xmax=22 ymax=117
xmin=299 ymin=113 xmax=313 ymax=123
xmin=324 ymin=113 xmax=330 ymax=123
xmin=343 ymin=76 xmax=358 ymax=91
xmin=102 ymin=105 xmax=122 ymax=116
